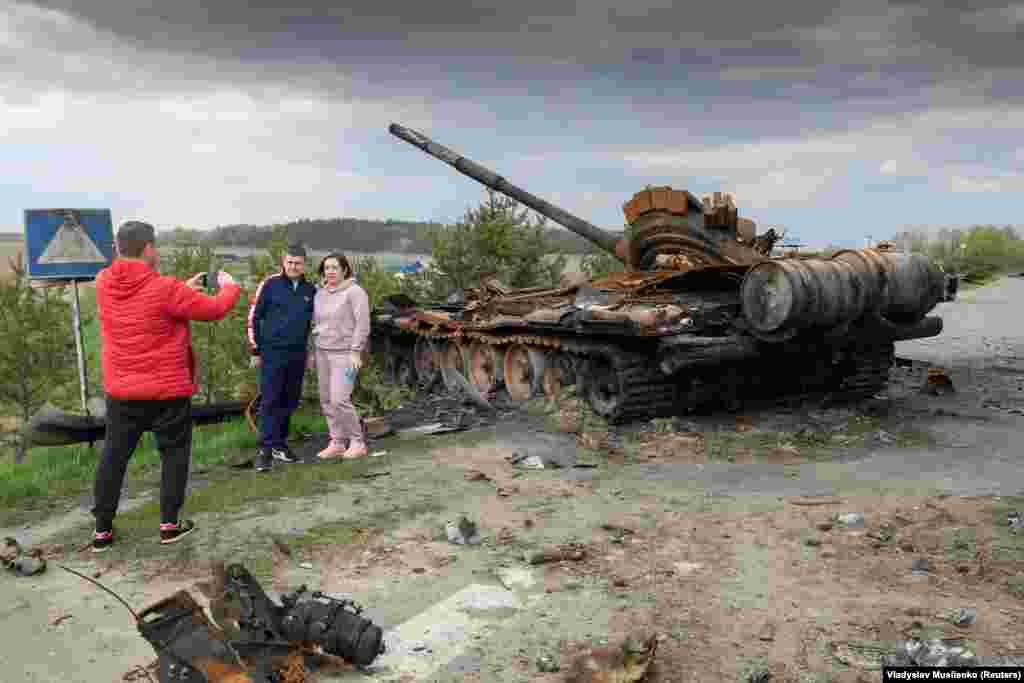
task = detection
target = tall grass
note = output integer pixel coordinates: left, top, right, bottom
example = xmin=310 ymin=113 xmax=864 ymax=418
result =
xmin=0 ymin=410 xmax=329 ymax=506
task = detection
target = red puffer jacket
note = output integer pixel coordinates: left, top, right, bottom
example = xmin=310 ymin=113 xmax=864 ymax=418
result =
xmin=96 ymin=259 xmax=242 ymax=400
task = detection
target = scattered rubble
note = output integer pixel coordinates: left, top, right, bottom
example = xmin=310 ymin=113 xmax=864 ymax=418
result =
xmin=2 ymin=537 xmax=48 ymax=577
xmin=439 ymin=366 xmax=495 ymax=412
xmin=508 ymin=452 xmax=549 ymax=469
xmin=536 ymin=653 xmax=560 ymax=672
xmin=757 ymin=621 xmax=777 ymax=641
xmin=396 ymin=421 xmax=470 ymax=438
xmin=464 ymin=469 xmax=492 ymax=482
xmin=834 ymin=512 xmax=865 ymax=529
xmin=445 ymin=516 xmax=482 ymax=545
xmin=943 ymin=607 xmax=977 ymax=627
xmin=564 ymin=633 xmax=658 ymax=683
xmin=523 ymin=545 xmax=586 ymax=565
xmin=362 ymin=415 xmax=393 ymax=439
xmin=882 ymin=638 xmax=976 ymax=667
xmin=789 ymin=497 xmax=843 ymax=507
xmin=921 ymin=367 xmax=956 ymax=396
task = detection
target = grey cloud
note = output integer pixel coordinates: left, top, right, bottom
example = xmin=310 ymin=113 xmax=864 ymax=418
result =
xmin=9 ymin=1 xmax=1024 ymax=153
xmin=22 ymin=0 xmax=1022 ymax=70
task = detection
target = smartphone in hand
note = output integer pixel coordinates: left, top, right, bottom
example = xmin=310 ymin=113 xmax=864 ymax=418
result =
xmin=206 ymin=258 xmax=219 ymax=293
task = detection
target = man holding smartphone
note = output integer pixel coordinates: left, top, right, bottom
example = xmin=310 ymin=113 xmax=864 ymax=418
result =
xmin=246 ymin=243 xmax=316 ymax=472
xmin=91 ymin=220 xmax=242 ymax=552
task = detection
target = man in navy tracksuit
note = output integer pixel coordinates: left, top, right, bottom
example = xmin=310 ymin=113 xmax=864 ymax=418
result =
xmin=246 ymin=243 xmax=316 ymax=472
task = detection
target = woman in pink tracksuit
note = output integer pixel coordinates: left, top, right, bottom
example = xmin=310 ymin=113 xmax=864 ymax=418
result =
xmin=312 ymin=252 xmax=371 ymax=460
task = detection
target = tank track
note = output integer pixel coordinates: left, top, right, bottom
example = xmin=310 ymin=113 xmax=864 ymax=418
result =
xmin=831 ymin=342 xmax=895 ymax=400
xmin=565 ymin=340 xmax=895 ymax=423
xmin=570 ymin=350 xmax=681 ymax=423
xmin=373 ymin=327 xmax=895 ymax=424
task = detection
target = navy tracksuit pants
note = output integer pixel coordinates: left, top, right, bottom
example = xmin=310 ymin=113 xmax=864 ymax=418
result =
xmin=259 ymin=349 xmax=307 ymax=449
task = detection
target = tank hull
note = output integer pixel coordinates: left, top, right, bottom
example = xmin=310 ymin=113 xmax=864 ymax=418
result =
xmin=370 ymin=251 xmax=944 ymax=423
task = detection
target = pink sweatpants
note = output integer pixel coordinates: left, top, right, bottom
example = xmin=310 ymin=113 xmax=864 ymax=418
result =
xmin=316 ymin=348 xmax=363 ymax=446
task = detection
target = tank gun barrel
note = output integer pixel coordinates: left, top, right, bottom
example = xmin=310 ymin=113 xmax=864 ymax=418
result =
xmin=389 ymin=123 xmax=624 ymax=259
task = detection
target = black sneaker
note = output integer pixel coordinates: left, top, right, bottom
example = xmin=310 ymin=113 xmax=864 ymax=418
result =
xmin=271 ymin=446 xmax=298 ymax=463
xmin=256 ymin=447 xmax=273 ymax=472
xmin=160 ymin=520 xmax=197 ymax=545
xmin=92 ymin=529 xmax=115 ymax=553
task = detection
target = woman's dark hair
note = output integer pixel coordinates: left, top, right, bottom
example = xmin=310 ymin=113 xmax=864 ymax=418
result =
xmin=318 ymin=252 xmax=352 ymax=280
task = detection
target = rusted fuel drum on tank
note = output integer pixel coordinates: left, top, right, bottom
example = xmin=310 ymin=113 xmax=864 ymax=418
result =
xmin=833 ymin=249 xmax=945 ymax=323
xmin=740 ymin=256 xmax=883 ymax=339
xmin=740 ymin=248 xmax=945 ymax=339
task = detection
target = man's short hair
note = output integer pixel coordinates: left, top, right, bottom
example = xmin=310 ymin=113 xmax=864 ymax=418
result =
xmin=116 ymin=221 xmax=156 ymax=258
xmin=285 ymin=243 xmax=307 ymax=259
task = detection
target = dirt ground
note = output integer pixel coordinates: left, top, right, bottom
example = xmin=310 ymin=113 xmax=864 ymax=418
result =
xmin=3 ymin=280 xmax=1024 ymax=682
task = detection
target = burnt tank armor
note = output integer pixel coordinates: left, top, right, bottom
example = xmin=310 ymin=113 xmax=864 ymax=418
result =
xmin=369 ymin=123 xmax=948 ymax=423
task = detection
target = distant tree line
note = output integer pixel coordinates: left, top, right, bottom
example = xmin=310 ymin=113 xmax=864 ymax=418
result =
xmin=162 ymin=210 xmax=608 ymax=256
xmin=894 ymin=224 xmax=1024 ymax=283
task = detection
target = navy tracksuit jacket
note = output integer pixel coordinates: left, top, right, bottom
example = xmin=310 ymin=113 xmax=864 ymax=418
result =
xmin=246 ymin=271 xmax=316 ymax=449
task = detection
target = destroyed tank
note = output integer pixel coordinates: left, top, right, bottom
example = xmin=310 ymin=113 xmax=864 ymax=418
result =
xmin=369 ymin=123 xmax=950 ymax=423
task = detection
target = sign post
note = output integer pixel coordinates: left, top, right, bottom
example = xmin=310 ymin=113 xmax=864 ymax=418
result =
xmin=70 ymin=281 xmax=88 ymax=414
xmin=24 ymin=209 xmax=115 ymax=416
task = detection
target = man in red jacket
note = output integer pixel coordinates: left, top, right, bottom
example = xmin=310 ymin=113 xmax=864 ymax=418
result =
xmin=91 ymin=221 xmax=242 ymax=553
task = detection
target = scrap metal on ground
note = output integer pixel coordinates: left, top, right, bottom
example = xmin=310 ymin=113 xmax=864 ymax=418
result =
xmin=371 ymin=123 xmax=955 ymax=424
xmin=22 ymin=401 xmax=248 ymax=448
xmin=61 ymin=563 xmax=384 ymax=683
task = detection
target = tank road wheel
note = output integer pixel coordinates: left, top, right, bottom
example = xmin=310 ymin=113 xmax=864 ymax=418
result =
xmin=393 ymin=353 xmax=416 ymax=387
xmin=439 ymin=340 xmax=470 ymax=392
xmin=503 ymin=343 xmax=545 ymax=402
xmin=541 ymin=351 xmax=574 ymax=400
xmin=413 ymin=336 xmax=440 ymax=390
xmin=582 ymin=357 xmax=623 ymax=419
xmin=468 ymin=342 xmax=503 ymax=395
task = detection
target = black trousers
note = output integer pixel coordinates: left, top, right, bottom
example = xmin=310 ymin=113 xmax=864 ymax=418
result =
xmin=92 ymin=397 xmax=192 ymax=532
xmin=259 ymin=349 xmax=307 ymax=449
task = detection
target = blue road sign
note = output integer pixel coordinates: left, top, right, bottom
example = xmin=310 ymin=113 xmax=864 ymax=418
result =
xmin=24 ymin=209 xmax=115 ymax=281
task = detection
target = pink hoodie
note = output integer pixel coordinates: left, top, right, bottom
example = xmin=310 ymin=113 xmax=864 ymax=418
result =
xmin=313 ymin=279 xmax=370 ymax=352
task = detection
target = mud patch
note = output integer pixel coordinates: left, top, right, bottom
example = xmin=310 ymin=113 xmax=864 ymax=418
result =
xmin=534 ymin=494 xmax=1024 ymax=681
xmin=310 ymin=525 xmax=459 ymax=595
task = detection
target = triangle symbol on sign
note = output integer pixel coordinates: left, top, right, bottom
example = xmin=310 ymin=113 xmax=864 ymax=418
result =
xmin=38 ymin=213 xmax=107 ymax=264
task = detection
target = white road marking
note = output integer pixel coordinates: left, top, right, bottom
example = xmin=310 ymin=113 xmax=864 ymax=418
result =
xmin=347 ymin=581 xmax=541 ymax=681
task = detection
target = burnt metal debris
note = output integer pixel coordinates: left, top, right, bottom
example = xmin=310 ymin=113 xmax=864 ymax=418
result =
xmin=61 ymin=563 xmax=384 ymax=683
xmin=371 ymin=123 xmax=953 ymax=423
xmin=23 ymin=401 xmax=247 ymax=448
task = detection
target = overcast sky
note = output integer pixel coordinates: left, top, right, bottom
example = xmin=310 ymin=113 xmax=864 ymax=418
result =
xmin=3 ymin=1 xmax=1022 ymax=247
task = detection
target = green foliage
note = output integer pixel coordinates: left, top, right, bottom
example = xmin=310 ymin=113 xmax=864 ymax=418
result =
xmin=351 ymin=254 xmax=402 ymax=310
xmin=894 ymin=224 xmax=1024 ymax=282
xmin=162 ymin=240 xmax=250 ymax=404
xmin=579 ymin=250 xmax=622 ymax=279
xmin=577 ymin=223 xmax=633 ymax=280
xmin=247 ymin=224 xmax=291 ymax=283
xmin=352 ymin=355 xmax=414 ymax=414
xmin=414 ymin=190 xmax=569 ymax=300
xmin=0 ymin=277 xmax=78 ymax=461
